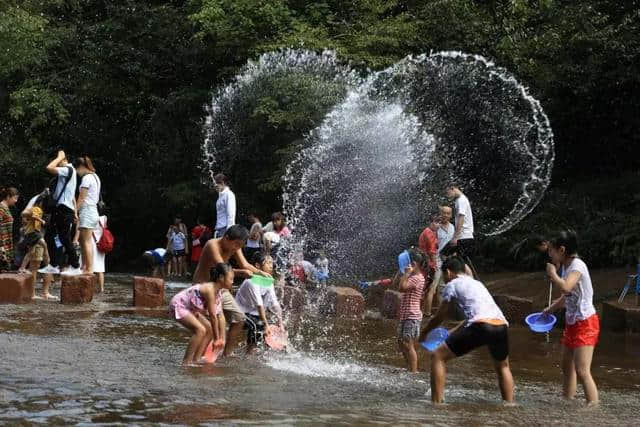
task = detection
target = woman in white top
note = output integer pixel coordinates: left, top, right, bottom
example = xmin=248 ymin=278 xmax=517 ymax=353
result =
xmin=75 ymin=156 xmax=101 ymax=274
xmin=93 ymin=215 xmax=108 ymax=292
xmin=213 ymin=173 xmax=236 ymax=238
xmin=545 ymin=230 xmax=599 ymax=405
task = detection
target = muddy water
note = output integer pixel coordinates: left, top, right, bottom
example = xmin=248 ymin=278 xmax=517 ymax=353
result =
xmin=1 ymin=275 xmax=639 ymax=425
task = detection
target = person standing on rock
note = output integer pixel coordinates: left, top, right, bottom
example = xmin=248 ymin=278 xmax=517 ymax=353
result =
xmin=75 ymin=156 xmax=101 ymax=274
xmin=213 ymin=174 xmax=236 ymax=238
xmin=194 ymin=225 xmax=271 ymax=356
xmin=45 ymin=150 xmax=79 ymax=272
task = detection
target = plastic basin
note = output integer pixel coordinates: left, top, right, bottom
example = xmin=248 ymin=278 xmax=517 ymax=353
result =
xmin=525 ymin=312 xmax=557 ymax=333
xmin=397 ymin=250 xmax=411 ymax=273
xmin=420 ymin=327 xmax=449 ymax=352
xmin=250 ymin=275 xmax=274 ymax=288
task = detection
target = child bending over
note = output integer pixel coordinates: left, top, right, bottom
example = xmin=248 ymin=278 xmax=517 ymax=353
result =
xmin=234 ymin=252 xmax=284 ymax=354
xmin=169 ymin=263 xmax=233 ymax=365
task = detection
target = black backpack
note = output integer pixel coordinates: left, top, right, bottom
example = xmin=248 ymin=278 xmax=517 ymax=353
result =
xmin=43 ymin=166 xmax=73 ymax=213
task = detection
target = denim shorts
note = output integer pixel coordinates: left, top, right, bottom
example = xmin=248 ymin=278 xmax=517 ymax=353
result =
xmin=78 ymin=205 xmax=99 ymax=229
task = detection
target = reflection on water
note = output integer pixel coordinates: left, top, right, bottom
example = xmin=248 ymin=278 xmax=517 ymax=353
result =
xmin=1 ymin=276 xmax=639 ymax=425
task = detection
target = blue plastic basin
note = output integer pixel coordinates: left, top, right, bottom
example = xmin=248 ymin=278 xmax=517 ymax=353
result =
xmin=397 ymin=250 xmax=410 ymax=273
xmin=525 ymin=312 xmax=557 ymax=333
xmin=420 ymin=327 xmax=449 ymax=352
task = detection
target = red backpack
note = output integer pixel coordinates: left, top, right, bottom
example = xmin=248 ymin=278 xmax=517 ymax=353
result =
xmin=96 ymin=222 xmax=115 ymax=253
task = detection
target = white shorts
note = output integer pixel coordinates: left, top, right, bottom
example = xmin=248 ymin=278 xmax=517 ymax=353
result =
xmin=79 ymin=205 xmax=99 ymax=229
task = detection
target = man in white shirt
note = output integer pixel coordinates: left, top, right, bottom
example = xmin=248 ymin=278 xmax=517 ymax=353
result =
xmin=45 ymin=150 xmax=79 ymax=270
xmin=214 ymin=173 xmax=236 ymax=238
xmin=446 ymin=184 xmax=475 ymax=260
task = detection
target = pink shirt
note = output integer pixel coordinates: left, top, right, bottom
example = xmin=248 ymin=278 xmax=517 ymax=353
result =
xmin=398 ymin=274 xmax=425 ymax=320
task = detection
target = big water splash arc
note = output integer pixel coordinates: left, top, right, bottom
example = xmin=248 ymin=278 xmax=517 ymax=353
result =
xmin=202 ymin=50 xmax=554 ymax=279
xmin=201 ymin=49 xmax=361 ymax=185
xmin=283 ymin=52 xmax=554 ymax=279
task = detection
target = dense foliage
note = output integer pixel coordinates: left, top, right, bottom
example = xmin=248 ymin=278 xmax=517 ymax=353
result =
xmin=1 ymin=0 xmax=638 ymax=269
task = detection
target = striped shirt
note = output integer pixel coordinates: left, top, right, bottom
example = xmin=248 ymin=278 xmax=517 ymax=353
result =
xmin=398 ymin=274 xmax=425 ymax=320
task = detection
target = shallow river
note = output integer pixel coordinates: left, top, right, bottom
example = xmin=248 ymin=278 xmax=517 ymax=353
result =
xmin=1 ymin=275 xmax=639 ymax=425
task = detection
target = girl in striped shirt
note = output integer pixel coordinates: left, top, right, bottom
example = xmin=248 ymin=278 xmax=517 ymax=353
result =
xmin=393 ymin=248 xmax=427 ymax=372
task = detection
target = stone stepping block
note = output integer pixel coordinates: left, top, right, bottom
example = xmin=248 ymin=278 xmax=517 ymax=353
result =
xmin=275 ymin=285 xmax=305 ymax=315
xmin=60 ymin=274 xmax=94 ymax=304
xmin=0 ymin=273 xmax=34 ymax=304
xmin=133 ymin=276 xmax=165 ymax=308
xmin=381 ymin=290 xmax=402 ymax=319
xmin=493 ymin=294 xmax=533 ymax=325
xmin=602 ymin=301 xmax=640 ymax=333
xmin=321 ymin=286 xmax=365 ymax=318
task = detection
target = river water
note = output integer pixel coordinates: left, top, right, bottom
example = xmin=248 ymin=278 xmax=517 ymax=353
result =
xmin=1 ymin=275 xmax=639 ymax=425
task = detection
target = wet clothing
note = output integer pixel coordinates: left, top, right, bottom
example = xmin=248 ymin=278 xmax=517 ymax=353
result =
xmin=235 ymin=278 xmax=282 ymax=318
xmin=442 ymin=275 xmax=507 ymax=327
xmin=562 ymin=313 xmax=600 ymax=349
xmin=446 ymin=322 xmax=509 ymax=361
xmin=169 ymin=284 xmax=222 ymax=320
xmin=244 ymin=313 xmax=265 ymax=345
xmin=560 ymin=257 xmax=596 ymax=325
xmin=398 ymin=274 xmax=425 ymax=321
xmin=398 ymin=319 xmax=421 ymax=340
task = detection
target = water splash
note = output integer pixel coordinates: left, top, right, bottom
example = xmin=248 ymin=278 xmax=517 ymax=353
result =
xmin=202 ymin=49 xmax=361 ymax=185
xmin=371 ymin=52 xmax=554 ymax=235
xmin=203 ymin=49 xmax=554 ymax=279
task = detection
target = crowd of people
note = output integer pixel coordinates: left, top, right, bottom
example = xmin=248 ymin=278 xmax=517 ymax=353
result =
xmin=3 ymin=167 xmax=601 ymax=406
xmin=0 ymin=150 xmax=107 ymax=297
xmin=391 ymin=184 xmax=599 ymax=405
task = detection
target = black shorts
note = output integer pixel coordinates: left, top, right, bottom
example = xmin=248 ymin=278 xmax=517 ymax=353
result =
xmin=445 ymin=322 xmax=509 ymax=361
xmin=172 ymin=249 xmax=186 ymax=258
xmin=244 ymin=313 xmax=265 ymax=345
xmin=457 ymin=238 xmax=475 ymax=258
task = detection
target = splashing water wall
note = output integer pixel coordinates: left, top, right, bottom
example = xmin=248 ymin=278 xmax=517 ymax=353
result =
xmin=203 ymin=49 xmax=554 ymax=280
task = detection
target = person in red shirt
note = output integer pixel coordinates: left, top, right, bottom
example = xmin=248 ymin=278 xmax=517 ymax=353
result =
xmin=418 ymin=213 xmax=440 ymax=316
xmin=191 ymin=218 xmax=211 ymax=268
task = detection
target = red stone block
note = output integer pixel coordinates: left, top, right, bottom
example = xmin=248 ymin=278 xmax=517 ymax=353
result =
xmin=493 ymin=294 xmax=533 ymax=325
xmin=0 ymin=273 xmax=34 ymax=304
xmin=602 ymin=301 xmax=640 ymax=333
xmin=322 ymin=286 xmax=365 ymax=318
xmin=275 ymin=285 xmax=305 ymax=315
xmin=381 ymin=290 xmax=402 ymax=319
xmin=133 ymin=276 xmax=165 ymax=308
xmin=60 ymin=274 xmax=94 ymax=304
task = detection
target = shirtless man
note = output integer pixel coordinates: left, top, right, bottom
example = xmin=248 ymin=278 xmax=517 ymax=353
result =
xmin=193 ymin=224 xmax=271 ymax=356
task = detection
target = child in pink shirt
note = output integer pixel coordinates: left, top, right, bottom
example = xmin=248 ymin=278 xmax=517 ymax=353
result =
xmin=393 ymin=248 xmax=427 ymax=372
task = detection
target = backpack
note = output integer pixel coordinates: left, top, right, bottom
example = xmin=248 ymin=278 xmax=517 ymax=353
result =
xmin=95 ymin=221 xmax=115 ymax=253
xmin=43 ymin=166 xmax=73 ymax=213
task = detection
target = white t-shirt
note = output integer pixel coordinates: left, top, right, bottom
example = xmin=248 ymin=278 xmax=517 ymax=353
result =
xmin=215 ymin=187 xmax=236 ymax=229
xmin=442 ymin=275 xmax=507 ymax=327
xmin=455 ymin=193 xmax=474 ymax=239
xmin=80 ymin=173 xmax=101 ymax=207
xmin=561 ymin=258 xmax=596 ymax=325
xmin=437 ymin=223 xmax=455 ymax=253
xmin=235 ymin=279 xmax=282 ymax=317
xmin=54 ymin=165 xmax=77 ymax=211
xmin=169 ymin=231 xmax=186 ymax=251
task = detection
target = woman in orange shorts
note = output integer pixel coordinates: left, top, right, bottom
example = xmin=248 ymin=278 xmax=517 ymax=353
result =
xmin=545 ymin=230 xmax=599 ymax=405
